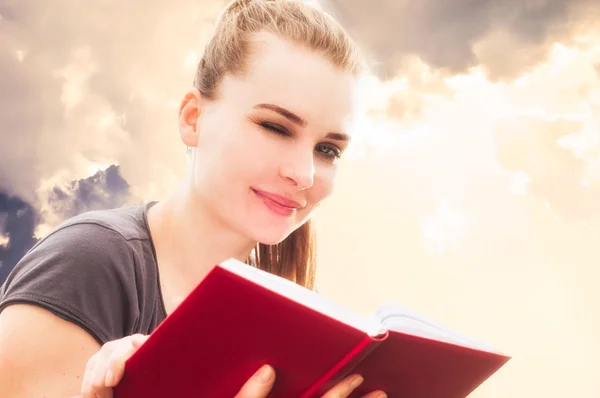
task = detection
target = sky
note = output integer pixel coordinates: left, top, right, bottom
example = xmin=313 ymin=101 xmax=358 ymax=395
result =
xmin=1 ymin=0 xmax=600 ymax=396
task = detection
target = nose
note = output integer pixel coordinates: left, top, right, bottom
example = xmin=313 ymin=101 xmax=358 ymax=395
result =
xmin=280 ymin=149 xmax=315 ymax=190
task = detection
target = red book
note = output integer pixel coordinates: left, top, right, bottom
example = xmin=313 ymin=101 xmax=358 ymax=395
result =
xmin=114 ymin=259 xmax=510 ymax=398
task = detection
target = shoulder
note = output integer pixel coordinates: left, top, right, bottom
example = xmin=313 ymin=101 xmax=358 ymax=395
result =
xmin=4 ymin=203 xmax=153 ymax=287
xmin=54 ymin=202 xmax=154 ymax=243
xmin=24 ymin=202 xmax=156 ymax=274
xmin=0 ymin=202 xmax=157 ymax=344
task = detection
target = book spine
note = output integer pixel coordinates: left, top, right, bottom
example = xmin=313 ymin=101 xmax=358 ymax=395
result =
xmin=300 ymin=334 xmax=385 ymax=398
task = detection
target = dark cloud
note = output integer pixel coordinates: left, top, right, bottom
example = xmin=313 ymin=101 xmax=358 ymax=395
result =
xmin=327 ymin=0 xmax=600 ymax=80
xmin=0 ymin=165 xmax=135 ymax=284
xmin=0 ymin=193 xmax=39 ymax=284
xmin=45 ymin=165 xmax=135 ymax=221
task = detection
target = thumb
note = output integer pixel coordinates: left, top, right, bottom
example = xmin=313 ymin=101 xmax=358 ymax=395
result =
xmin=130 ymin=334 xmax=149 ymax=349
xmin=234 ymin=365 xmax=276 ymax=398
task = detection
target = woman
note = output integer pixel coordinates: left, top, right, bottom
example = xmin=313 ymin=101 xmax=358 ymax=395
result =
xmin=0 ymin=0 xmax=386 ymax=397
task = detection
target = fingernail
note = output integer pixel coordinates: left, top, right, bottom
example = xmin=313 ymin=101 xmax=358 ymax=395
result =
xmin=256 ymin=365 xmax=273 ymax=383
xmin=375 ymin=393 xmax=387 ymax=398
xmin=105 ymin=370 xmax=114 ymax=385
xmin=350 ymin=375 xmax=363 ymax=389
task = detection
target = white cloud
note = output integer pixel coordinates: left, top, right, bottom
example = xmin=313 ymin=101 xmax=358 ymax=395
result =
xmin=420 ymin=201 xmax=469 ymax=256
xmin=0 ymin=233 xmax=9 ymax=248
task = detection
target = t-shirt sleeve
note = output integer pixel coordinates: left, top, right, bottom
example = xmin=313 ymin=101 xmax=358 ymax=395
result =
xmin=0 ymin=222 xmax=139 ymax=346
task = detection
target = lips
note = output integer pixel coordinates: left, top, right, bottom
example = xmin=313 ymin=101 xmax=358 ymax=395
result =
xmin=253 ymin=190 xmax=303 ymax=208
xmin=252 ymin=189 xmax=304 ymax=217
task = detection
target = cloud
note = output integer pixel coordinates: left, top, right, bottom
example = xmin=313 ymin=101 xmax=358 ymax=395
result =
xmin=0 ymin=213 xmax=7 ymax=235
xmin=0 ymin=0 xmax=225 ymax=209
xmin=0 ymin=233 xmax=9 ymax=248
xmin=493 ymin=115 xmax=600 ymax=221
xmin=327 ymin=0 xmax=600 ymax=81
xmin=0 ymin=192 xmax=38 ymax=284
xmin=0 ymin=165 xmax=134 ymax=283
xmin=333 ymin=31 xmax=600 ymax=261
xmin=36 ymin=165 xmax=135 ymax=233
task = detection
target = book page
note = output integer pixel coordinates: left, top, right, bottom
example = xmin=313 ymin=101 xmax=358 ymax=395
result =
xmin=219 ymin=259 xmax=380 ymax=335
xmin=369 ymin=302 xmax=500 ymax=353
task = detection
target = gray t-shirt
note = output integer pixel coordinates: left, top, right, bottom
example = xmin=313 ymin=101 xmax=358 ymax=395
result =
xmin=0 ymin=202 xmax=166 ymax=345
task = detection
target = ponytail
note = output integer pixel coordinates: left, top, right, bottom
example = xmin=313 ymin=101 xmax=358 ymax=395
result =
xmin=251 ymin=220 xmax=317 ymax=291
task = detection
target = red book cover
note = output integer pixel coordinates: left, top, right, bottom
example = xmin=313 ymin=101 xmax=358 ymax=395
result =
xmin=113 ymin=259 xmax=510 ymax=397
xmin=314 ymin=331 xmax=510 ymax=398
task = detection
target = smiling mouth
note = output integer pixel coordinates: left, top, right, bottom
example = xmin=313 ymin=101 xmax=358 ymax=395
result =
xmin=251 ymin=189 xmax=302 ymax=217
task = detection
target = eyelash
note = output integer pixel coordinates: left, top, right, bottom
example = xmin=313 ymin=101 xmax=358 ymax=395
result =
xmin=259 ymin=122 xmax=342 ymax=160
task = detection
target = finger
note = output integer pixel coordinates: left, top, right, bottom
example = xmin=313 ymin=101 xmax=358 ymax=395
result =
xmin=94 ymin=386 xmax=114 ymax=398
xmin=361 ymin=391 xmax=387 ymax=398
xmin=105 ymin=338 xmax=142 ymax=387
xmin=129 ymin=333 xmax=149 ymax=349
xmin=89 ymin=355 xmax=111 ymax=395
xmin=103 ymin=387 xmax=115 ymax=398
xmin=234 ymin=365 xmax=276 ymax=398
xmin=80 ymin=354 xmax=100 ymax=397
xmin=321 ymin=374 xmax=364 ymax=398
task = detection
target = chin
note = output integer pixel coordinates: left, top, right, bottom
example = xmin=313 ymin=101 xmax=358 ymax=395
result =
xmin=239 ymin=201 xmax=311 ymax=246
xmin=253 ymin=231 xmax=293 ymax=246
xmin=248 ymin=223 xmax=298 ymax=246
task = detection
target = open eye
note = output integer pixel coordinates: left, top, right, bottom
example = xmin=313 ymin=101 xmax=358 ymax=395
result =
xmin=316 ymin=144 xmax=341 ymax=160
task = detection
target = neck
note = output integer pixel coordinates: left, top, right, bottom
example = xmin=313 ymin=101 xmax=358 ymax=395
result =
xmin=147 ymin=179 xmax=256 ymax=308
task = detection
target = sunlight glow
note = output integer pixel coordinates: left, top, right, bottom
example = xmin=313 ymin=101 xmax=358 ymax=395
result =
xmin=86 ymin=162 xmax=112 ymax=177
xmin=420 ymin=202 xmax=468 ymax=256
xmin=0 ymin=233 xmax=9 ymax=248
xmin=183 ymin=50 xmax=200 ymax=70
xmin=54 ymin=46 xmax=97 ymax=113
xmin=508 ymin=171 xmax=531 ymax=196
xmin=33 ymin=224 xmax=53 ymax=240
xmin=15 ymin=49 xmax=26 ymax=62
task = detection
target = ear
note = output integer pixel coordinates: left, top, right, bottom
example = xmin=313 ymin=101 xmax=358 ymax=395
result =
xmin=178 ymin=88 xmax=203 ymax=148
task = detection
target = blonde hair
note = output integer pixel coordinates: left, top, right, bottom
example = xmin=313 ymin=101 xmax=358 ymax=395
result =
xmin=194 ymin=0 xmax=365 ymax=290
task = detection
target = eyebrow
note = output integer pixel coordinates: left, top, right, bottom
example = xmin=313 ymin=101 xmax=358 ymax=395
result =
xmin=253 ymin=103 xmax=351 ymax=142
xmin=325 ymin=132 xmax=350 ymax=142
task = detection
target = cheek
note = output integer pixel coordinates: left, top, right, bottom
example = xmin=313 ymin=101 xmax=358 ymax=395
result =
xmin=307 ymin=166 xmax=336 ymax=207
xmin=194 ymin=129 xmax=253 ymax=198
xmin=202 ymin=119 xmax=256 ymax=172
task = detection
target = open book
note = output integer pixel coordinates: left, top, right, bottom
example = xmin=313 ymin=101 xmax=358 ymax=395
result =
xmin=114 ymin=259 xmax=510 ymax=398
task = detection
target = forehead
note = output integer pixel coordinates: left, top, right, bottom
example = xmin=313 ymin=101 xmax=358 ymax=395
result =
xmin=221 ymin=33 xmax=358 ymax=131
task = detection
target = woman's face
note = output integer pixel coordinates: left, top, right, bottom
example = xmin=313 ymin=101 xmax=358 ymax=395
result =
xmin=180 ymin=32 xmax=357 ymax=245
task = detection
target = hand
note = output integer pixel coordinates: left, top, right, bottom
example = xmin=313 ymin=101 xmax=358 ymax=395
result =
xmin=235 ymin=364 xmax=387 ymax=398
xmin=79 ymin=333 xmax=149 ymax=398
xmin=77 ymin=334 xmax=386 ymax=398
